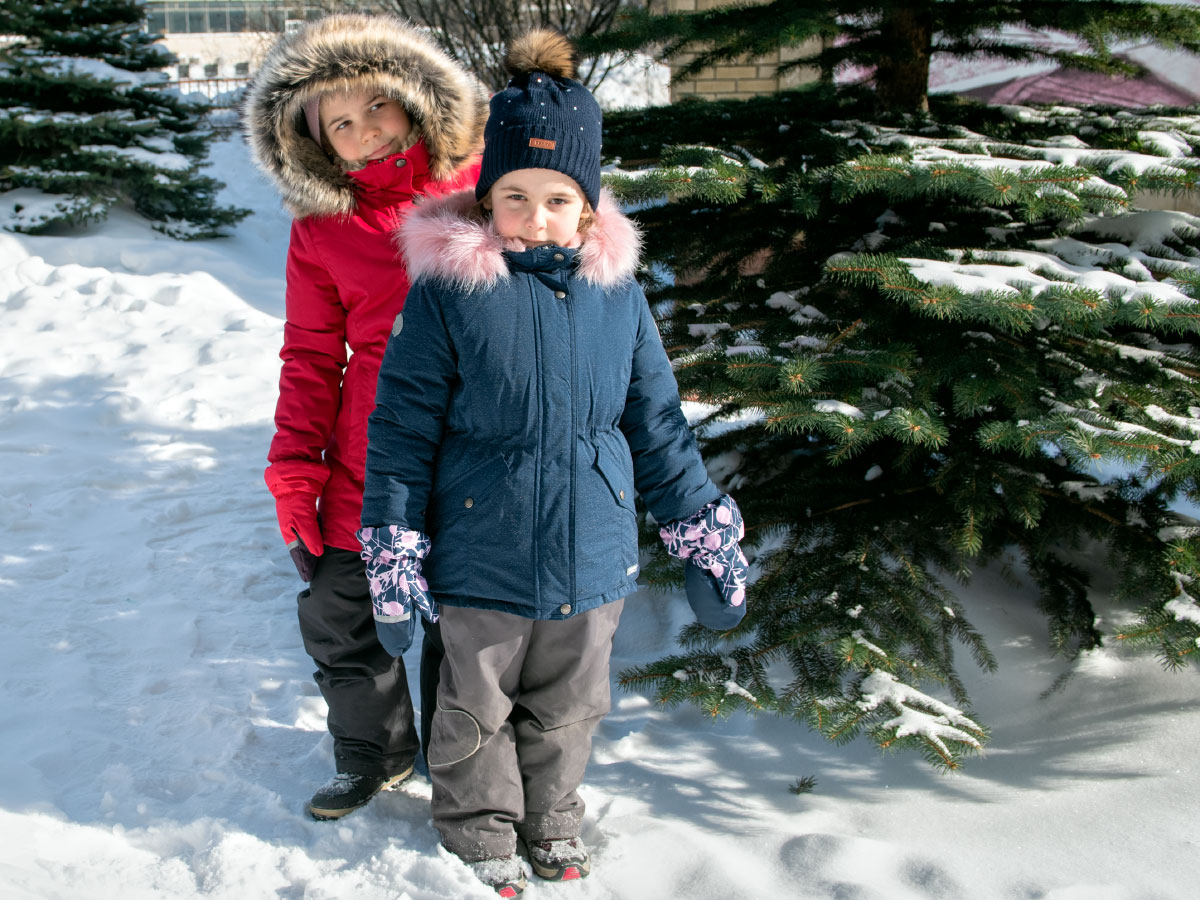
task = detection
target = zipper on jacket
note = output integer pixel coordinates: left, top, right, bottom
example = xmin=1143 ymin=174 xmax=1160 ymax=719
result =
xmin=531 ymin=274 xmax=543 ymax=606
xmin=565 ymin=278 xmax=577 ymax=604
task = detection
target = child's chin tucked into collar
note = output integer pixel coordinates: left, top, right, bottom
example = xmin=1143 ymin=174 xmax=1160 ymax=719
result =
xmin=502 ymin=233 xmax=584 ymax=252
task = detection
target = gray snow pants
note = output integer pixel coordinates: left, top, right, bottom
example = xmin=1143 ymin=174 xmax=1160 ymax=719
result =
xmin=297 ymin=547 xmax=425 ymax=777
xmin=428 ymin=599 xmax=624 ymax=862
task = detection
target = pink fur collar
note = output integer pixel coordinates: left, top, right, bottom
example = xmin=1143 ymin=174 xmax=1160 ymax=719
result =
xmin=397 ymin=188 xmax=642 ymax=291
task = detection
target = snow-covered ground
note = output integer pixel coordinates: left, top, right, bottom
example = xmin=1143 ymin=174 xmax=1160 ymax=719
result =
xmin=1 ymin=134 xmax=1198 ymax=900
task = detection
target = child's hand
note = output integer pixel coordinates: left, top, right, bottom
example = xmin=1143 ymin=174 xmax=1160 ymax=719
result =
xmin=357 ymin=526 xmax=439 ymax=656
xmin=275 ymin=491 xmax=324 ymax=581
xmin=684 ymin=560 xmax=747 ymax=631
xmin=660 ymin=494 xmax=749 ymax=629
xmin=288 ymin=540 xmax=319 ymax=582
xmin=375 ymin=611 xmax=416 ymax=657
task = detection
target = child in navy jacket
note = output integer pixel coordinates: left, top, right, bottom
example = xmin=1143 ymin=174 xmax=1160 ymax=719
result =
xmin=359 ymin=30 xmax=748 ymax=896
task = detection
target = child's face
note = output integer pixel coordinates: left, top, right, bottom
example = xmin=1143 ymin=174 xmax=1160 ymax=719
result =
xmin=319 ymin=89 xmax=411 ymax=164
xmin=484 ymin=169 xmax=589 ymax=249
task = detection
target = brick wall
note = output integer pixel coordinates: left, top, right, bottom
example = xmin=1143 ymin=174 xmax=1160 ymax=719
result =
xmin=658 ymin=0 xmax=822 ymax=101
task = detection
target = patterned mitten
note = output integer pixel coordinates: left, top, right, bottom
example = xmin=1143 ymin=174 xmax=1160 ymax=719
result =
xmin=660 ymin=495 xmax=748 ymax=631
xmin=356 ymin=526 xmax=438 ymax=656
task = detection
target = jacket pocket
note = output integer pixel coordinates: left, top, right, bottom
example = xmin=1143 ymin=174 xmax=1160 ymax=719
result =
xmin=576 ymin=434 xmax=639 ymax=597
xmin=593 ymin=437 xmax=636 ymax=514
xmin=426 ymin=450 xmax=532 ymax=602
xmin=429 ymin=451 xmax=512 ymax=530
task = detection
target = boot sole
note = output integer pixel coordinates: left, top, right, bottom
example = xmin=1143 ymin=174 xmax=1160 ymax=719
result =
xmin=307 ymin=766 xmax=413 ymax=820
xmin=529 ymin=857 xmax=590 ymax=881
xmin=492 ymin=876 xmax=527 ymax=897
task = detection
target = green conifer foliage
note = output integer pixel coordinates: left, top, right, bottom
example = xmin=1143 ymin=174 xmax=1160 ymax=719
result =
xmin=586 ymin=1 xmax=1200 ymax=112
xmin=0 ymin=0 xmax=246 ymax=237
xmin=595 ymin=5 xmax=1200 ymax=768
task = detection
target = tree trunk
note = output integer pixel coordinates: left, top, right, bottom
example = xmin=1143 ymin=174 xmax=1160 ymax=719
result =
xmin=874 ymin=7 xmax=933 ymax=113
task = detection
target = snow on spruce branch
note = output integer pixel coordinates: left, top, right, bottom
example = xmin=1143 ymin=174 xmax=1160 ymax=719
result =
xmin=848 ymin=107 xmax=1200 ymax=177
xmin=3 ymin=108 xmax=136 ymax=126
xmin=721 ymin=656 xmax=758 ymax=704
xmin=671 ymin=656 xmax=759 ymax=707
xmin=1041 ymin=397 xmax=1200 ymax=455
xmin=79 ymin=145 xmax=192 ymax=172
xmin=899 ymin=238 xmax=1198 ymax=311
xmin=1165 ymin=573 xmax=1200 ymax=634
xmin=856 ymin=670 xmax=983 ymax=757
xmin=22 ymin=53 xmax=167 ymax=90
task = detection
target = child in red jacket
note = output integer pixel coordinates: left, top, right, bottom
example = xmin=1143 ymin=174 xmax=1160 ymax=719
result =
xmin=243 ymin=13 xmax=485 ymax=820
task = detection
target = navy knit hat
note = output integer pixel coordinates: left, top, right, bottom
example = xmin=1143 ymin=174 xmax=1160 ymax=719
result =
xmin=476 ymin=30 xmax=602 ymax=208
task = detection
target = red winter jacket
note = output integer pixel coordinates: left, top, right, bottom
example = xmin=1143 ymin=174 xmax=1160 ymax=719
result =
xmin=266 ymin=142 xmax=481 ymax=552
xmin=243 ymin=14 xmax=488 ymax=555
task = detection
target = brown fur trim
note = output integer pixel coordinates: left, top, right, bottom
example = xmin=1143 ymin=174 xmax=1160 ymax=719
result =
xmin=503 ymin=29 xmax=577 ymax=81
xmin=243 ymin=14 xmax=487 ymax=219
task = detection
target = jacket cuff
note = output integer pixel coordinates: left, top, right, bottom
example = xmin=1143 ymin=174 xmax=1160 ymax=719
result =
xmin=265 ymin=459 xmax=331 ymax=499
xmin=357 ymin=526 xmax=431 ymax=564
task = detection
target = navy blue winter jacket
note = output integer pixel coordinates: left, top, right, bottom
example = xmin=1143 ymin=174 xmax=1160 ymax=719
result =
xmin=361 ymin=189 xmax=719 ymax=620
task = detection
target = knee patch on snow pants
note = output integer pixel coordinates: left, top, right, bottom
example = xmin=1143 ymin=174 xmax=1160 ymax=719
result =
xmin=427 ymin=601 xmax=623 ymax=769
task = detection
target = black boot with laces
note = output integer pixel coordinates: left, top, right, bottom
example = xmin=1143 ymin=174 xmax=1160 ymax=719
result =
xmin=307 ymin=766 xmax=412 ymax=820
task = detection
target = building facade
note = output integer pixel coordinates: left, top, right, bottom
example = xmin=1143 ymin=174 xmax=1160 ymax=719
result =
xmin=143 ymin=1 xmax=332 ymax=80
xmin=145 ymin=1 xmax=329 ymax=36
xmin=656 ymin=0 xmax=822 ymax=102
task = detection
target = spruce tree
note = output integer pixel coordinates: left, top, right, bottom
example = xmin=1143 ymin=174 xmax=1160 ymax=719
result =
xmin=0 ymin=0 xmax=246 ymax=237
xmin=587 ymin=4 xmax=1200 ymax=769
xmin=590 ymin=1 xmax=1200 ymax=112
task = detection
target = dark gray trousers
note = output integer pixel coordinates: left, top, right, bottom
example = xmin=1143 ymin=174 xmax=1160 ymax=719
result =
xmin=428 ymin=599 xmax=624 ymax=862
xmin=297 ymin=546 xmax=439 ymax=777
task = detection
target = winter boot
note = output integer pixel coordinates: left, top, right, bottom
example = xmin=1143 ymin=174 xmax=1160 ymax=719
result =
xmin=526 ymin=836 xmax=590 ymax=881
xmin=306 ymin=766 xmax=412 ymax=820
xmin=468 ymin=854 xmax=527 ymax=897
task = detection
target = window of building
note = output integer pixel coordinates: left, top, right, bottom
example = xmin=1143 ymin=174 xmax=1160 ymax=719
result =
xmin=235 ymin=61 xmax=250 ymax=76
xmin=204 ymin=63 xmax=219 ymax=77
xmin=145 ymin=2 xmax=336 ymax=36
xmin=178 ymin=63 xmax=191 ymax=79
xmin=246 ymin=6 xmax=269 ymax=31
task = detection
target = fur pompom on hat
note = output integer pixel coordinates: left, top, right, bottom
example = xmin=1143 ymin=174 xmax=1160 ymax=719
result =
xmin=475 ymin=30 xmax=603 ymax=208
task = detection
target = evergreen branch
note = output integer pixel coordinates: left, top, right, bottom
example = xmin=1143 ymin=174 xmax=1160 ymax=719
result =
xmin=608 ymin=42 xmax=1200 ymax=770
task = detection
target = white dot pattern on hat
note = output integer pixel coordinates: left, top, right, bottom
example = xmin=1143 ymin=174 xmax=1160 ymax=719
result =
xmin=477 ymin=64 xmax=603 ymax=209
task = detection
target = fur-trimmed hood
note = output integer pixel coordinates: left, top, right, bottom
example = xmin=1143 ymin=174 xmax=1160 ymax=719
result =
xmin=398 ymin=188 xmax=642 ymax=290
xmin=243 ymin=14 xmax=487 ymax=219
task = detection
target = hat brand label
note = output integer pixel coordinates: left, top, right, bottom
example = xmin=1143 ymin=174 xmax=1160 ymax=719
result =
xmin=529 ymin=138 xmax=557 ymax=150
